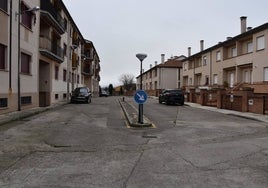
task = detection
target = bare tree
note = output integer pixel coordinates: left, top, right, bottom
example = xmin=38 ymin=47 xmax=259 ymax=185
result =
xmin=119 ymin=74 xmax=135 ymax=91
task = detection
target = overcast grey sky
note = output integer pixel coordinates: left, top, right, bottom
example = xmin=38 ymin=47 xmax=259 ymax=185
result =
xmin=63 ymin=0 xmax=268 ymax=87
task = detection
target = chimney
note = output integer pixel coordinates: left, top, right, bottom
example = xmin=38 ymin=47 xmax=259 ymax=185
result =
xmin=161 ymin=54 xmax=165 ymax=64
xmin=155 ymin=61 xmax=158 ymax=66
xmin=188 ymin=47 xmax=191 ymax=57
xmin=200 ymin=40 xmax=204 ymax=51
xmin=247 ymin=27 xmax=252 ymax=31
xmin=150 ymin=64 xmax=152 ymax=69
xmin=240 ymin=16 xmax=247 ymax=33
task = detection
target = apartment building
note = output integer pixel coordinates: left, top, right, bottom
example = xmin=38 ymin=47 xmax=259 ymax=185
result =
xmin=0 ymin=0 xmax=100 ymax=114
xmin=182 ymin=17 xmax=268 ymax=94
xmin=0 ymin=0 xmax=40 ymax=113
xmin=39 ymin=0 xmax=87 ymax=106
xmin=82 ymin=40 xmax=100 ymax=97
xmin=136 ymin=54 xmax=185 ymax=96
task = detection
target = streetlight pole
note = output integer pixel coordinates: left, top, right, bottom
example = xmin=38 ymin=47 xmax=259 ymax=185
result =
xmin=136 ymin=53 xmax=147 ymax=124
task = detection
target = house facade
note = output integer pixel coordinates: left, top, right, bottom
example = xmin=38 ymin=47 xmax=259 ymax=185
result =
xmin=182 ymin=17 xmax=268 ymax=94
xmin=0 ymin=0 xmax=100 ymax=114
xmin=0 ymin=0 xmax=40 ymax=113
xmin=136 ymin=55 xmax=186 ymax=96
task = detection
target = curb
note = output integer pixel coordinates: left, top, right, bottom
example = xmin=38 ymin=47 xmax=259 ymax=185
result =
xmin=118 ymin=99 xmax=152 ymax=128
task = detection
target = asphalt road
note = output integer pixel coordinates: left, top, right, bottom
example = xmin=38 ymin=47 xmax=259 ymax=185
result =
xmin=0 ymin=96 xmax=268 ymax=188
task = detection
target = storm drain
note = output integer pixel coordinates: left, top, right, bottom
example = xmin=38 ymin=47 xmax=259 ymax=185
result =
xmin=142 ymin=135 xmax=157 ymax=138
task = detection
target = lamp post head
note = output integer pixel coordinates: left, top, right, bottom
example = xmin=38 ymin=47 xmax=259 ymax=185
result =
xmin=136 ymin=53 xmax=147 ymax=62
xmin=26 ymin=6 xmax=40 ymax=13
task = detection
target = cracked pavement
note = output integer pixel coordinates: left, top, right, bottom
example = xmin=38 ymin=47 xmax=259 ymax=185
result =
xmin=0 ymin=96 xmax=268 ymax=187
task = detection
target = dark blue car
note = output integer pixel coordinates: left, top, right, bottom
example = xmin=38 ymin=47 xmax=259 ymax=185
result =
xmin=71 ymin=87 xmax=92 ymax=103
xmin=159 ymin=89 xmax=184 ymax=105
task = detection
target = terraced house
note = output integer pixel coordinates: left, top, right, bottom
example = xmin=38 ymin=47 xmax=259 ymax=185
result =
xmin=136 ymin=54 xmax=186 ymax=96
xmin=182 ymin=17 xmax=268 ymax=114
xmin=0 ymin=0 xmax=100 ymax=114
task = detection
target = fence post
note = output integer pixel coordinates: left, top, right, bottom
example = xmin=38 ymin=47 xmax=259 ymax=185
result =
xmin=217 ymin=89 xmax=225 ymax=109
xmin=241 ymin=87 xmax=254 ymax=112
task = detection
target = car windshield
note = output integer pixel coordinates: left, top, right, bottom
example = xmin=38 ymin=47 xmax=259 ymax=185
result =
xmin=75 ymin=88 xmax=88 ymax=93
xmin=167 ymin=90 xmax=182 ymax=94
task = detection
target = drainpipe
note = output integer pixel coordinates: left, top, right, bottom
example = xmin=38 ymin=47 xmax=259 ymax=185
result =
xmin=210 ymin=51 xmax=212 ymax=85
xmin=67 ymin=21 xmax=71 ymax=101
xmin=18 ymin=0 xmax=21 ymax=111
xmin=9 ymin=0 xmax=13 ymax=91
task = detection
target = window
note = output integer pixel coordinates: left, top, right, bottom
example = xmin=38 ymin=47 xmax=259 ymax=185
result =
xmin=247 ymin=42 xmax=253 ymax=53
xmin=21 ymin=53 xmax=31 ymax=74
xmin=184 ymin=63 xmax=188 ymax=71
xmin=231 ymin=47 xmax=237 ymax=57
xmin=77 ymin=75 xmax=80 ymax=84
xmin=189 ymin=78 xmax=192 ymax=85
xmin=230 ymin=72 xmax=235 ymax=87
xmin=64 ymin=43 xmax=67 ymax=56
xmin=213 ymin=74 xmax=218 ymax=84
xmin=55 ymin=94 xmax=59 ymax=100
xmin=21 ymin=96 xmax=31 ymax=105
xmin=63 ymin=69 xmax=67 ymax=82
xmin=257 ymin=36 xmax=265 ymax=51
xmin=0 ymin=44 xmax=6 ymax=70
xmin=264 ymin=67 xmax=268 ymax=81
xmin=55 ymin=66 xmax=59 ymax=80
xmin=0 ymin=98 xmax=8 ymax=108
xmin=0 ymin=0 xmax=7 ymax=12
xmin=64 ymin=18 xmax=67 ymax=31
xmin=205 ymin=76 xmax=209 ymax=85
xmin=21 ymin=2 xmax=33 ymax=29
xmin=203 ymin=56 xmax=207 ymax=66
xmin=216 ymin=51 xmax=221 ymax=61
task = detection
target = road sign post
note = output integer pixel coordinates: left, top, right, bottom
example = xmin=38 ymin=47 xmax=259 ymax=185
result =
xmin=134 ymin=90 xmax=148 ymax=124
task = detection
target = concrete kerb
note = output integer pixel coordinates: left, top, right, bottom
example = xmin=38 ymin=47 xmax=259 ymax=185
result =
xmin=118 ymin=99 xmax=152 ymax=128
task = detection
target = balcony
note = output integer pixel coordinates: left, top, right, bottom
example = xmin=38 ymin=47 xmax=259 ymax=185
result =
xmin=40 ymin=0 xmax=65 ymax=35
xmin=39 ymin=36 xmax=64 ymax=63
xmin=84 ymin=49 xmax=94 ymax=60
xmin=82 ymin=64 xmax=93 ymax=76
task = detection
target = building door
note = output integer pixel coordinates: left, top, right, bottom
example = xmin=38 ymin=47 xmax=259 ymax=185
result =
xmin=39 ymin=60 xmax=51 ymax=107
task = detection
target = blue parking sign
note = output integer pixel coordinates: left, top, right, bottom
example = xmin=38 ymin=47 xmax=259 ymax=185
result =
xmin=134 ymin=90 xmax=148 ymax=104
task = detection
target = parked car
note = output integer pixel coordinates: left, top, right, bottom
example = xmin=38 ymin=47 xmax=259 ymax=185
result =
xmin=159 ymin=89 xmax=184 ymax=105
xmin=99 ymin=90 xmax=109 ymax=97
xmin=71 ymin=87 xmax=92 ymax=103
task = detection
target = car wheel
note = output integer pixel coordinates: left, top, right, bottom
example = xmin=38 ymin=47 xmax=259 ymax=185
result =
xmin=159 ymin=99 xmax=162 ymax=104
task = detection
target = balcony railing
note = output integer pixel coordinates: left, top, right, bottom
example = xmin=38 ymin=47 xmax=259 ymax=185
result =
xmin=39 ymin=36 xmax=64 ymax=63
xmin=40 ymin=0 xmax=65 ymax=34
xmin=82 ymin=64 xmax=93 ymax=76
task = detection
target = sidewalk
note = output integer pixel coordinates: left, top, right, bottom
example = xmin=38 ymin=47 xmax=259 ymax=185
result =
xmin=185 ymin=102 xmax=268 ymax=123
xmin=148 ymin=96 xmax=268 ymax=123
xmin=0 ymin=102 xmax=68 ymax=126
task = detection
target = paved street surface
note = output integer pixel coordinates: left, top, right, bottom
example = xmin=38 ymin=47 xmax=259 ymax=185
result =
xmin=0 ymin=96 xmax=268 ymax=188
